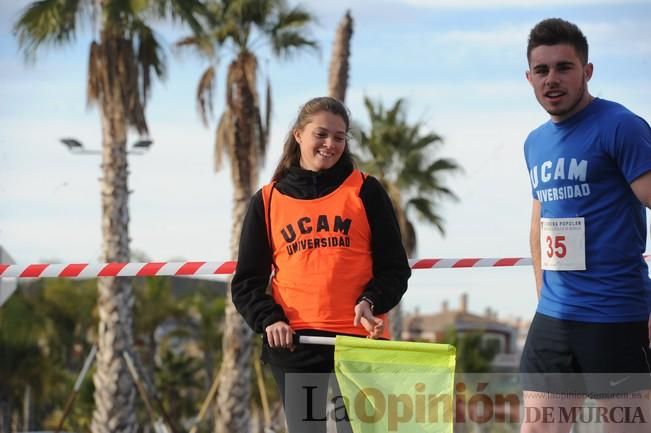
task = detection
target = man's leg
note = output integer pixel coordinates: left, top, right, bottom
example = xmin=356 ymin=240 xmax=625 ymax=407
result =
xmin=519 ymin=314 xmax=585 ymax=433
xmin=574 ymin=320 xmax=651 ymax=433
xmin=595 ymin=390 xmax=651 ymax=433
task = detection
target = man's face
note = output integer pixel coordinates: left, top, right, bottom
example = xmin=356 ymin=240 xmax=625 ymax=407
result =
xmin=526 ymin=44 xmax=593 ymax=122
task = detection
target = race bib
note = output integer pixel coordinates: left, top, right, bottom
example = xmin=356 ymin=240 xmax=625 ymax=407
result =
xmin=540 ymin=217 xmax=586 ymax=271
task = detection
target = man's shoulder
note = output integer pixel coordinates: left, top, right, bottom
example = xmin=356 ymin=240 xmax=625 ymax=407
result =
xmin=592 ymin=98 xmax=637 ymax=121
xmin=525 ymin=120 xmax=552 ymax=148
xmin=591 ymin=99 xmax=651 ymax=139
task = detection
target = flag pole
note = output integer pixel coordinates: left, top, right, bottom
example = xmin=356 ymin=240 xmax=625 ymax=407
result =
xmin=298 ymin=336 xmax=336 ymax=345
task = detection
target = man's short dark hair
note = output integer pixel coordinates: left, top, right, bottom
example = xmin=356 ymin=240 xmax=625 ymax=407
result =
xmin=527 ymin=18 xmax=589 ymax=65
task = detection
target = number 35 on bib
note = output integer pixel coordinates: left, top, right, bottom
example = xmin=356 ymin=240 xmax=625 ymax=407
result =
xmin=540 ymin=217 xmax=586 ymax=271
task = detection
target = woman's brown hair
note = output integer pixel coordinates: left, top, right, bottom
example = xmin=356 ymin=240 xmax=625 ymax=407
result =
xmin=271 ymin=96 xmax=353 ymax=181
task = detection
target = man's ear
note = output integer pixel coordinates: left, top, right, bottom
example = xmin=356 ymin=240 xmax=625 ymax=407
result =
xmin=525 ymin=69 xmax=533 ymax=86
xmin=584 ymin=62 xmax=594 ymax=82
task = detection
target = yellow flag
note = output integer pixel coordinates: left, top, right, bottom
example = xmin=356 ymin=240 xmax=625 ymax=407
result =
xmin=334 ymin=335 xmax=456 ymax=433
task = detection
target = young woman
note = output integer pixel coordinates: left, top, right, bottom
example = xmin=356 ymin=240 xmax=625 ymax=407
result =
xmin=232 ymin=96 xmax=410 ymax=432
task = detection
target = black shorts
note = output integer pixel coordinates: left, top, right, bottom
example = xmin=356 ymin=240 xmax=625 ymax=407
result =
xmin=520 ymin=313 xmax=651 ymax=395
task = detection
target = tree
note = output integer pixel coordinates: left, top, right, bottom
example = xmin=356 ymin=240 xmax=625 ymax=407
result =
xmin=14 ymin=2 xmax=209 ymax=433
xmin=133 ymin=277 xmax=185 ymax=367
xmin=180 ymin=291 xmax=226 ymax=392
xmin=328 ymin=10 xmax=353 ymax=102
xmin=357 ymin=97 xmax=461 ymax=338
xmin=177 ymin=1 xmax=317 ymax=431
xmin=0 ymin=292 xmax=49 ymax=433
xmin=155 ymin=343 xmax=205 ymax=422
xmin=444 ymin=330 xmax=498 ymax=374
xmin=0 ymin=279 xmax=91 ymax=433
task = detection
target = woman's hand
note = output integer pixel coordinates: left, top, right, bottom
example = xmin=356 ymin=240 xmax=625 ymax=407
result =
xmin=354 ymin=300 xmax=384 ymax=339
xmin=265 ymin=321 xmax=295 ymax=350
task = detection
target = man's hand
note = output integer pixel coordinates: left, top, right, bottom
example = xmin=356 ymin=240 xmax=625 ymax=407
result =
xmin=354 ymin=300 xmax=384 ymax=339
xmin=265 ymin=321 xmax=295 ymax=350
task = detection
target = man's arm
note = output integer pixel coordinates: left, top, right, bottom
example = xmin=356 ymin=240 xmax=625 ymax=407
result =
xmin=530 ymin=199 xmax=542 ymax=297
xmin=631 ymin=171 xmax=651 ymax=209
xmin=630 ymin=170 xmax=651 ymax=338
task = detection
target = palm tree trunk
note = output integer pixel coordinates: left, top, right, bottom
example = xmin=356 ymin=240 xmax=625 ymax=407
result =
xmin=387 ymin=186 xmax=410 ymax=341
xmin=91 ymin=101 xmax=137 ymax=433
xmin=215 ymin=192 xmax=254 ymax=433
xmin=328 ymin=11 xmax=353 ymax=103
xmin=215 ymin=55 xmax=259 ymax=433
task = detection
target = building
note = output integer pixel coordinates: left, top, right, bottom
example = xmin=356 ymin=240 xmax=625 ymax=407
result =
xmin=402 ymin=293 xmax=525 ymax=371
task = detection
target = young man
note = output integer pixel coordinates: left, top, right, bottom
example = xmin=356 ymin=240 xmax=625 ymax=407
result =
xmin=520 ymin=18 xmax=651 ymax=433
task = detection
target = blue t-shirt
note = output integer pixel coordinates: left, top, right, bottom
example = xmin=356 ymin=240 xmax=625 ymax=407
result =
xmin=524 ymin=98 xmax=651 ymax=322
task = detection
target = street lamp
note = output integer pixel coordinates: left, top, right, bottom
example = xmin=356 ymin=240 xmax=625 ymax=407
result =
xmin=60 ymin=137 xmax=153 ymax=155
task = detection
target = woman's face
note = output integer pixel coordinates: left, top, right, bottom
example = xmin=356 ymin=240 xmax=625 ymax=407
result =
xmin=294 ymin=111 xmax=347 ymax=172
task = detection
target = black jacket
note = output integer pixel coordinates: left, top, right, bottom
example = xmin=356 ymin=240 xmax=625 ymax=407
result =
xmin=231 ymin=157 xmax=411 ymax=335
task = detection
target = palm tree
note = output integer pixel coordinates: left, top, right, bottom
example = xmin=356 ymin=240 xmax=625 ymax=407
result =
xmin=13 ymin=2 xmax=209 ymax=433
xmin=176 ymin=1 xmax=318 ymax=430
xmin=328 ymin=10 xmax=353 ymax=103
xmin=357 ymin=97 xmax=461 ymax=338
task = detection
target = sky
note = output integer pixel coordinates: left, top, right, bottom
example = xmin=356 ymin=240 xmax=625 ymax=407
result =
xmin=1 ymin=0 xmax=650 ymax=322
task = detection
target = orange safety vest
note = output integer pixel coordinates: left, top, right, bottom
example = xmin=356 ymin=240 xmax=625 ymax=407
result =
xmin=262 ymin=170 xmax=389 ymax=338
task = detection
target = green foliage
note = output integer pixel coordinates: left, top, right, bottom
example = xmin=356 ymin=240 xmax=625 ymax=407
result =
xmin=40 ymin=278 xmax=98 ymax=367
xmin=204 ymin=0 xmax=318 ymax=56
xmin=134 ymin=277 xmax=184 ymax=343
xmin=0 ymin=276 xmax=228 ymax=430
xmin=443 ymin=329 xmax=498 ymax=373
xmin=0 ymin=282 xmax=86 ymax=431
xmin=355 ymin=97 xmax=462 ymax=255
xmin=180 ymin=0 xmax=318 ymax=136
xmin=132 ymin=277 xmax=227 ymax=422
xmin=13 ymin=0 xmax=84 ymax=60
xmin=155 ymin=346 xmax=205 ymax=419
xmin=180 ymin=290 xmax=226 ymax=362
xmin=0 ymin=292 xmax=47 ymax=400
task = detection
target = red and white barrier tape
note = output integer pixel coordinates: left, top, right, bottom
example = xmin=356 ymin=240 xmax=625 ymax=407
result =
xmin=0 ymin=261 xmax=236 ymax=279
xmin=1 ymin=256 xmax=649 ymax=279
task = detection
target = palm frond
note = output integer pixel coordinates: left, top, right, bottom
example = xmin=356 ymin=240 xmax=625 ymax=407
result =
xmin=183 ymin=0 xmax=318 ymax=184
xmin=265 ymin=3 xmax=318 ymax=59
xmin=14 ymin=0 xmax=85 ymax=60
xmin=404 ymin=219 xmax=417 ymax=257
xmin=413 ymin=130 xmax=443 ymax=150
xmin=87 ymin=40 xmax=102 ymax=108
xmin=103 ymin=0 xmax=134 ymax=29
xmin=175 ymin=34 xmax=216 ymax=59
xmin=235 ymin=0 xmax=275 ymax=27
xmin=356 ymin=96 xmax=462 ymax=239
xmin=269 ymin=31 xmax=318 ymax=59
xmin=406 ymin=197 xmax=446 ymax=234
xmin=156 ymin=0 xmax=211 ymax=37
xmin=240 ymin=52 xmax=266 ymax=168
xmin=271 ymin=3 xmax=315 ymax=30
xmin=263 ymin=76 xmax=272 ymax=148
xmin=215 ymin=110 xmax=234 ymax=172
xmin=196 ymin=66 xmax=216 ymax=127
xmin=134 ymin=22 xmax=167 ymax=102
xmin=213 ymin=20 xmax=241 ymax=45
xmin=428 ymin=158 xmax=462 ymax=175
